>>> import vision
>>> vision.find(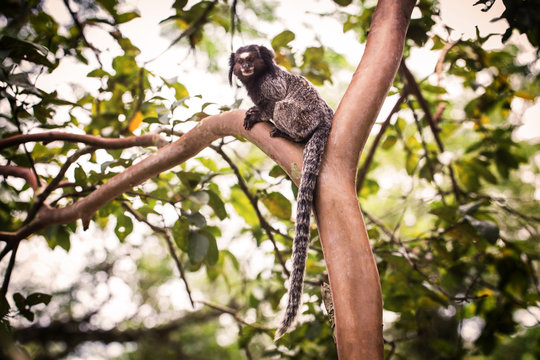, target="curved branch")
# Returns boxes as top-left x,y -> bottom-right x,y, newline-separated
0,165 -> 39,190
0,110 -> 304,244
0,131 -> 168,150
